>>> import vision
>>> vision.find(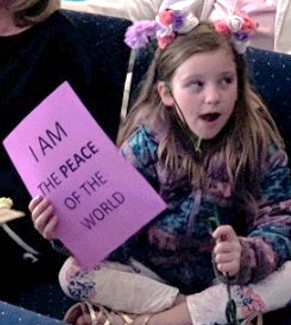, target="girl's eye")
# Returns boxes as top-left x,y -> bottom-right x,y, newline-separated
220,76 -> 234,86
188,80 -> 204,91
